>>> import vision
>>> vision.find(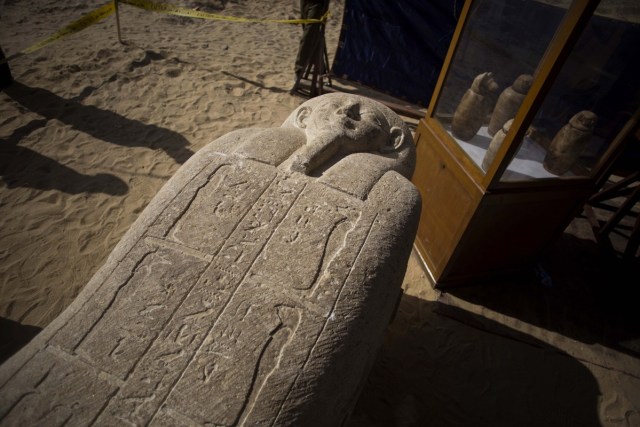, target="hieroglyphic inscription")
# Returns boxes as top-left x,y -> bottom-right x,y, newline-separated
248,187 -> 360,294
0,350 -> 117,425
159,183 -> 374,426
0,165 -> 416,427
0,93 -> 421,427
74,245 -> 209,380
166,298 -> 304,426
271,172 -> 420,426
94,170 -> 305,426
150,161 -> 277,255
146,407 -> 195,427
163,282 -> 327,427
272,217 -> 384,426
248,182 -> 376,312
48,243 -> 207,381
146,159 -> 228,239
49,242 -> 160,353
50,160 -> 272,356
0,349 -> 56,421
